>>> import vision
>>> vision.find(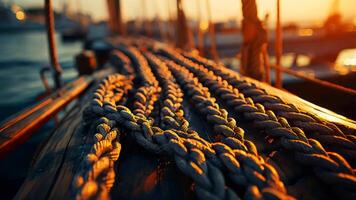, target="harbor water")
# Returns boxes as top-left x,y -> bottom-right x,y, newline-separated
0,31 -> 81,122
0,31 -> 82,199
